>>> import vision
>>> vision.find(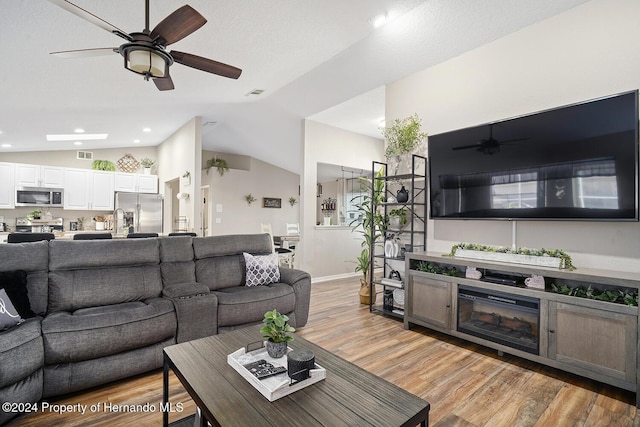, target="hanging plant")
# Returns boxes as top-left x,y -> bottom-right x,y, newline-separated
244,194 -> 256,205
289,197 -> 297,206
204,157 -> 229,176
